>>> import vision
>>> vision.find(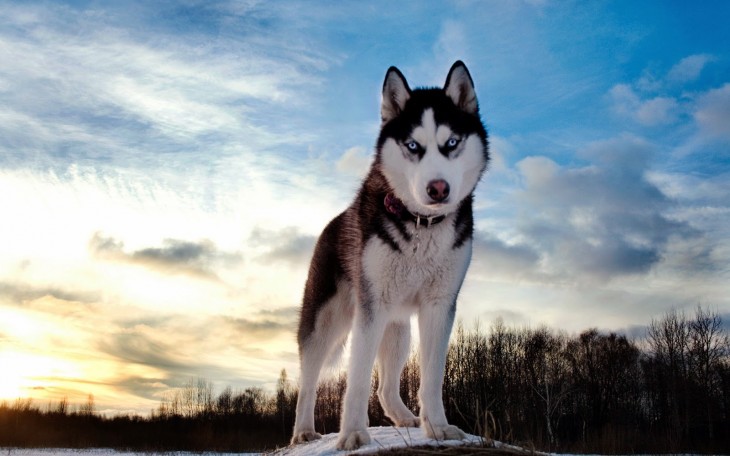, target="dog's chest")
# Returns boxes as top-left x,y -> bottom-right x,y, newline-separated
361,223 -> 461,309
